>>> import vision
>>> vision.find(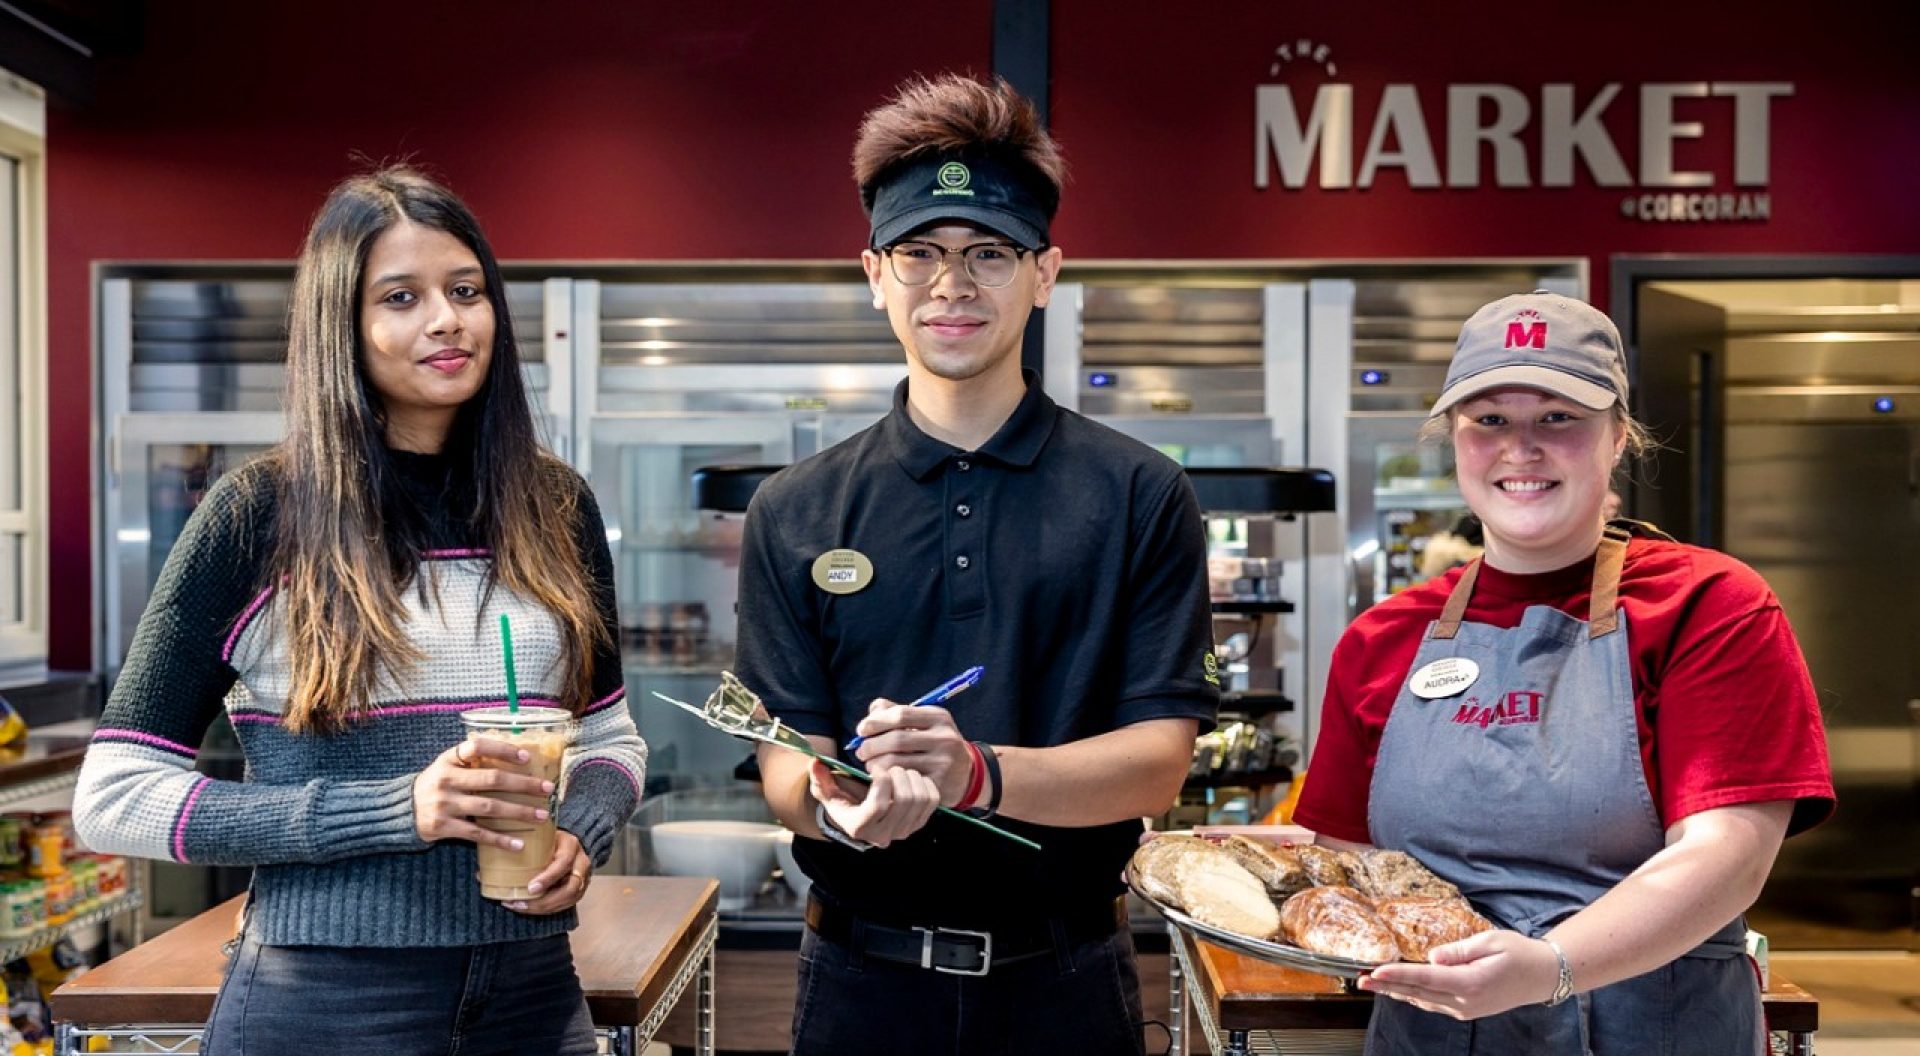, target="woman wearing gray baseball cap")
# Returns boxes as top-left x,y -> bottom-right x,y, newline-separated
1294,291 -> 1833,1054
